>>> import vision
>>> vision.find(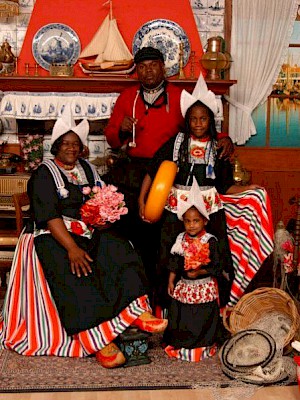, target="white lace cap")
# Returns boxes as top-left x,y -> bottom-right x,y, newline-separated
177,177 -> 210,221
51,103 -> 89,145
180,72 -> 219,117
